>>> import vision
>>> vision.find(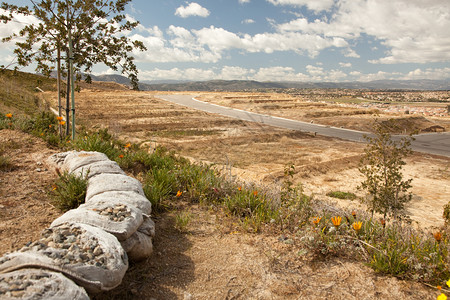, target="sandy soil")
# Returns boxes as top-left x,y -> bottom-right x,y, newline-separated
0,129 -> 60,255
